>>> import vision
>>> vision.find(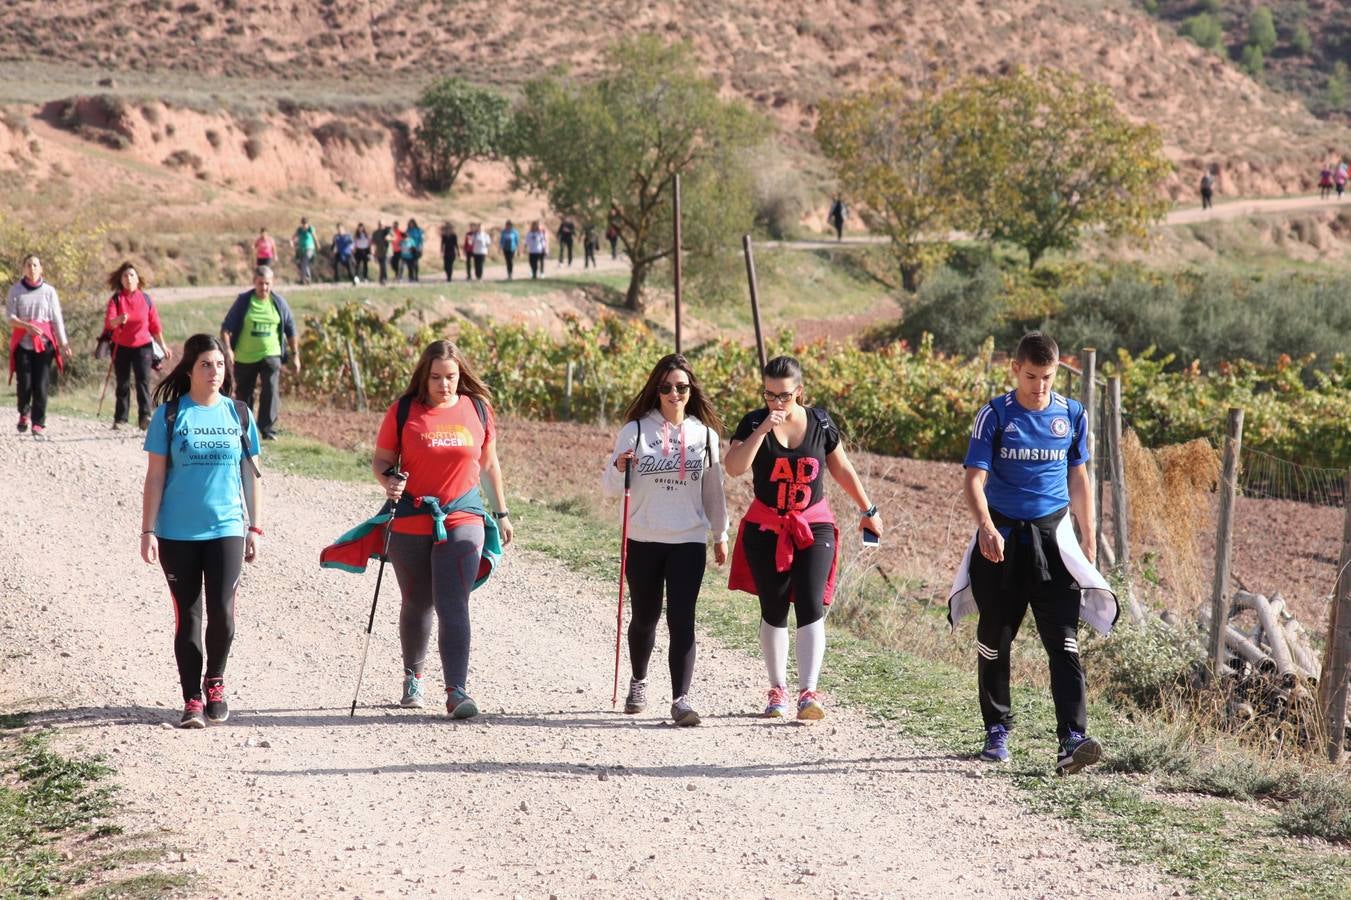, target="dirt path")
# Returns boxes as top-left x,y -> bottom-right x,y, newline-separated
0,416 -> 1176,898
